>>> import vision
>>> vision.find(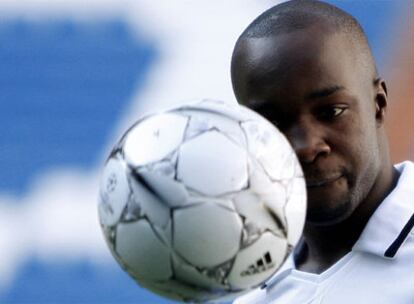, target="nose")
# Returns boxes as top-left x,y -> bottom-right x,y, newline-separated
287,121 -> 331,164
